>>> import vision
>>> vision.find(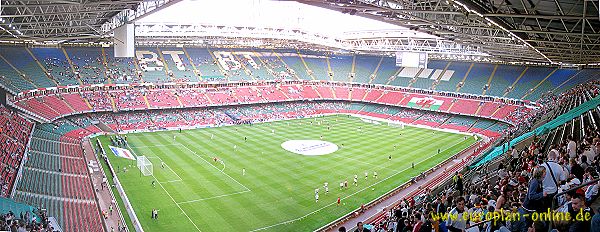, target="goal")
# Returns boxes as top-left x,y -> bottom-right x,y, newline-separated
137,156 -> 153,176
387,121 -> 405,129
